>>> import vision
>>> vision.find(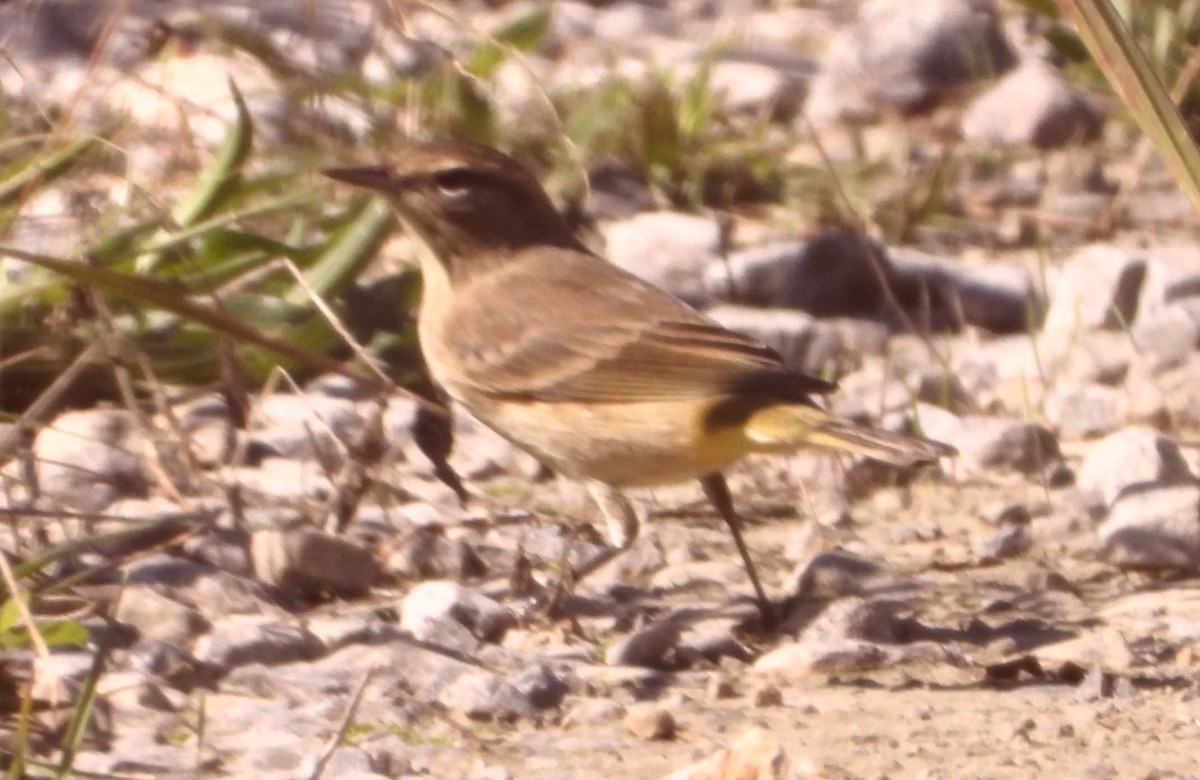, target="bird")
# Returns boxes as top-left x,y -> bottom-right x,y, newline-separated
323,140 -> 955,626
